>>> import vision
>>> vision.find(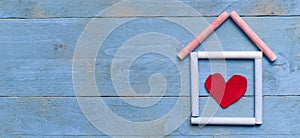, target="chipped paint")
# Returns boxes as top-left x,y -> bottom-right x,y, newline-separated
255,0 -> 286,15
31,5 -> 46,18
